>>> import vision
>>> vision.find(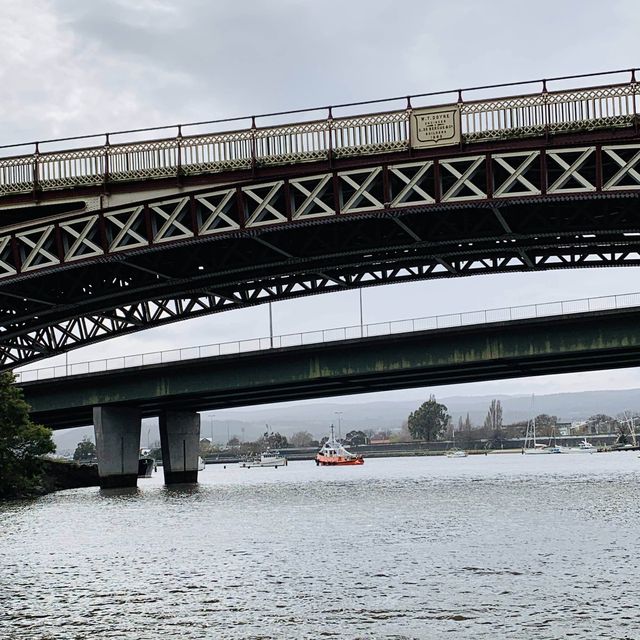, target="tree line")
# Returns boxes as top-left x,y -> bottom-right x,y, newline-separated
406,395 -> 639,446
